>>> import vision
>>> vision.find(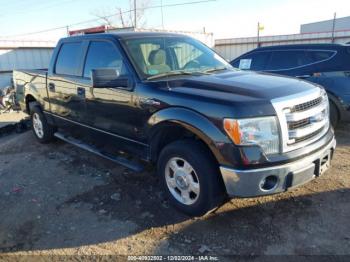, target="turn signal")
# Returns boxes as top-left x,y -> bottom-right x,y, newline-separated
224,119 -> 241,144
